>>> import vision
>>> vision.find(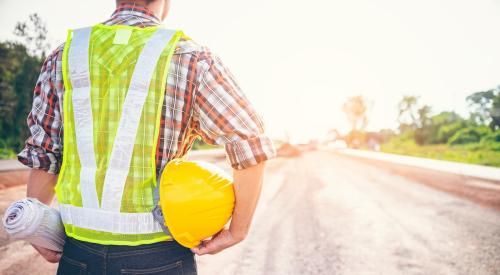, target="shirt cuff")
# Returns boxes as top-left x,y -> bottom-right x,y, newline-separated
17,145 -> 61,174
224,134 -> 277,170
